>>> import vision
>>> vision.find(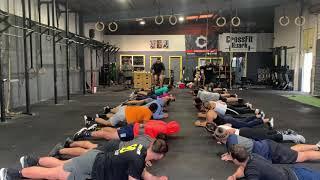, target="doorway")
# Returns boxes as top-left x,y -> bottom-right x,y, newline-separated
148,56 -> 163,72
302,52 -> 312,93
169,56 -> 182,83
